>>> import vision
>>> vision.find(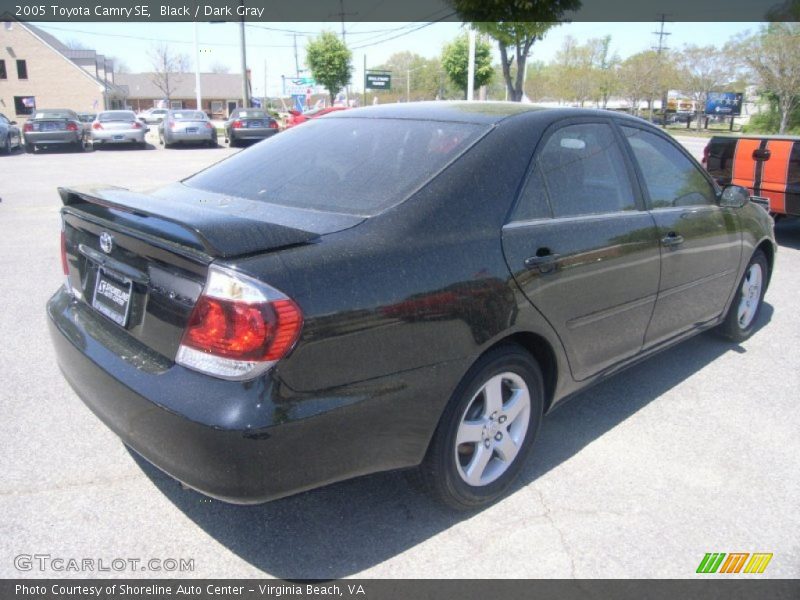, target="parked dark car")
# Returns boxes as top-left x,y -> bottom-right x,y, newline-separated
48,103 -> 776,509
23,108 -> 87,153
0,112 -> 22,153
703,134 -> 800,219
224,108 -> 279,146
158,110 -> 218,148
